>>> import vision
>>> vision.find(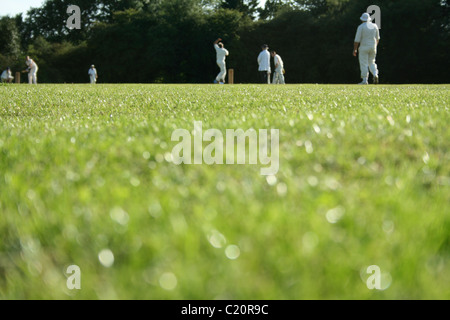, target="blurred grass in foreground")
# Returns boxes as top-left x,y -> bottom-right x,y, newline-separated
0,84 -> 448,299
